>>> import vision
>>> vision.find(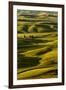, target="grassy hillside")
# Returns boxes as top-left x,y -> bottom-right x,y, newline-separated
17,10 -> 58,80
